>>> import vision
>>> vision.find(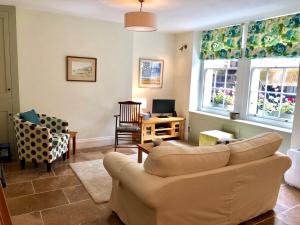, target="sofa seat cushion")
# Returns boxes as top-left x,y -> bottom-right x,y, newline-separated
144,144 -> 230,177
228,132 -> 282,165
